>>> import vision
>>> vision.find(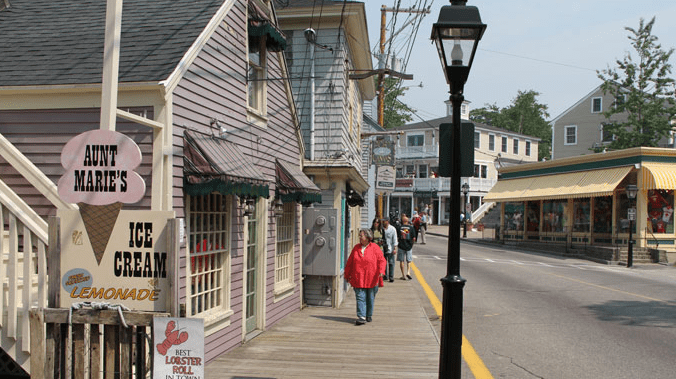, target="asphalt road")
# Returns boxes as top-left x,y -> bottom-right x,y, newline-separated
411,234 -> 676,379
